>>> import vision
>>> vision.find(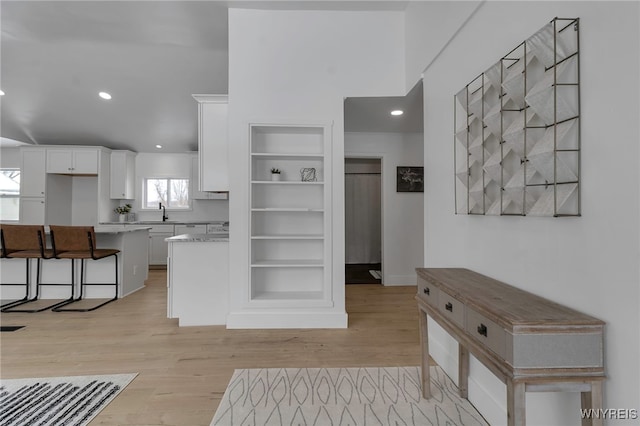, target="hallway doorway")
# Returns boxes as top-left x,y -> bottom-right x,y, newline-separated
345,158 -> 382,285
